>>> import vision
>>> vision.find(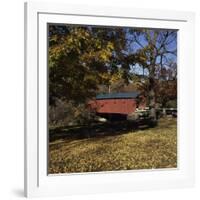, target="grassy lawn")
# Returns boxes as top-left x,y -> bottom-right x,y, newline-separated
48,117 -> 177,174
